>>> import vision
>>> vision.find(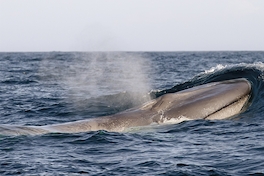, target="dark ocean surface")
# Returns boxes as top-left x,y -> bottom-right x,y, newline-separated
0,52 -> 264,175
